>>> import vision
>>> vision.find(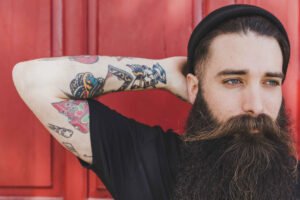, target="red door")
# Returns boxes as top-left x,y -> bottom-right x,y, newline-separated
0,0 -> 299,199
